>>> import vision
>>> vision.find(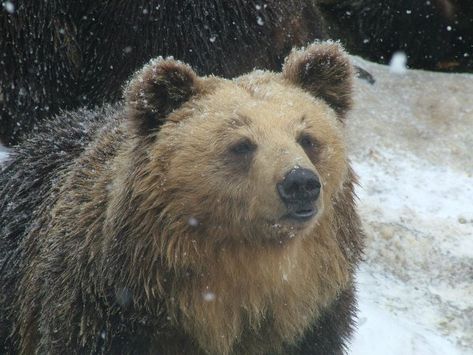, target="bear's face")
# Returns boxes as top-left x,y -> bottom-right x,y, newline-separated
124,42 -> 353,245
154,77 -> 347,242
